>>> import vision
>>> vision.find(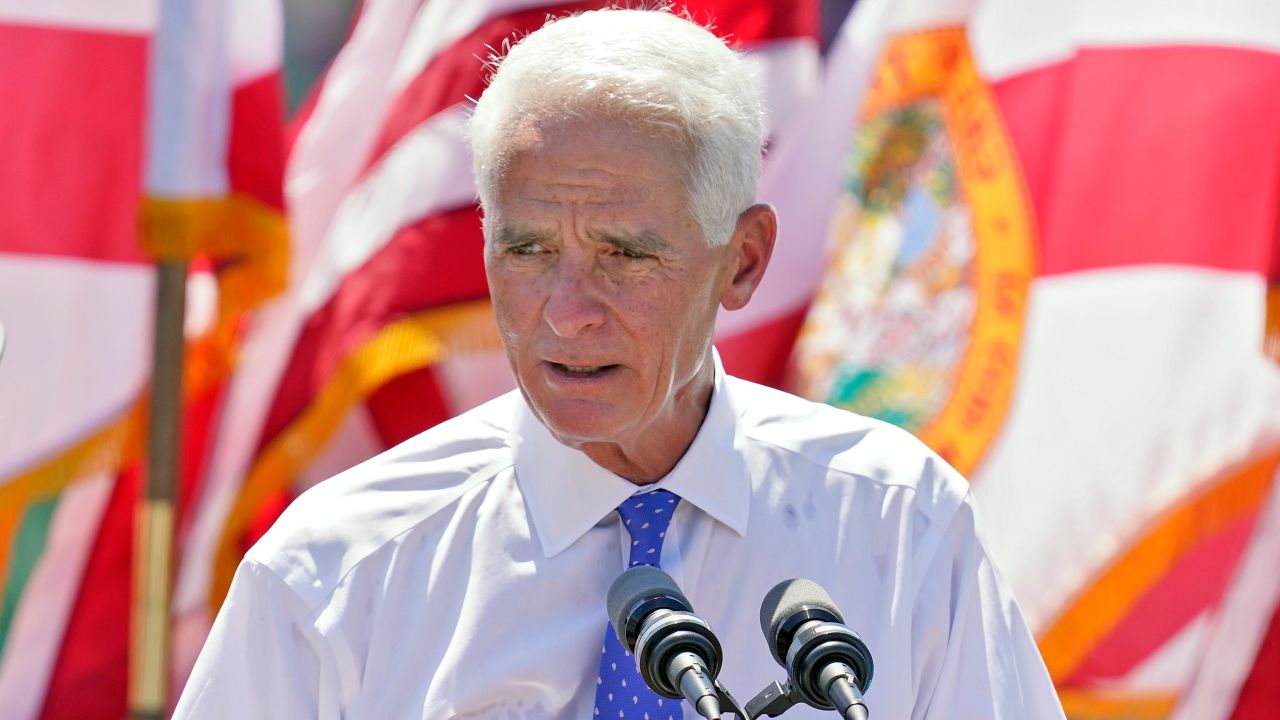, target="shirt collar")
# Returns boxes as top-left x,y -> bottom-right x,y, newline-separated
512,350 -> 750,557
